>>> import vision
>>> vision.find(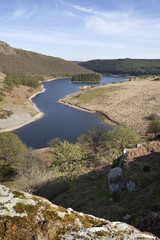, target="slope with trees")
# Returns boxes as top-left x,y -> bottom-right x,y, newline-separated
79,58 -> 160,76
